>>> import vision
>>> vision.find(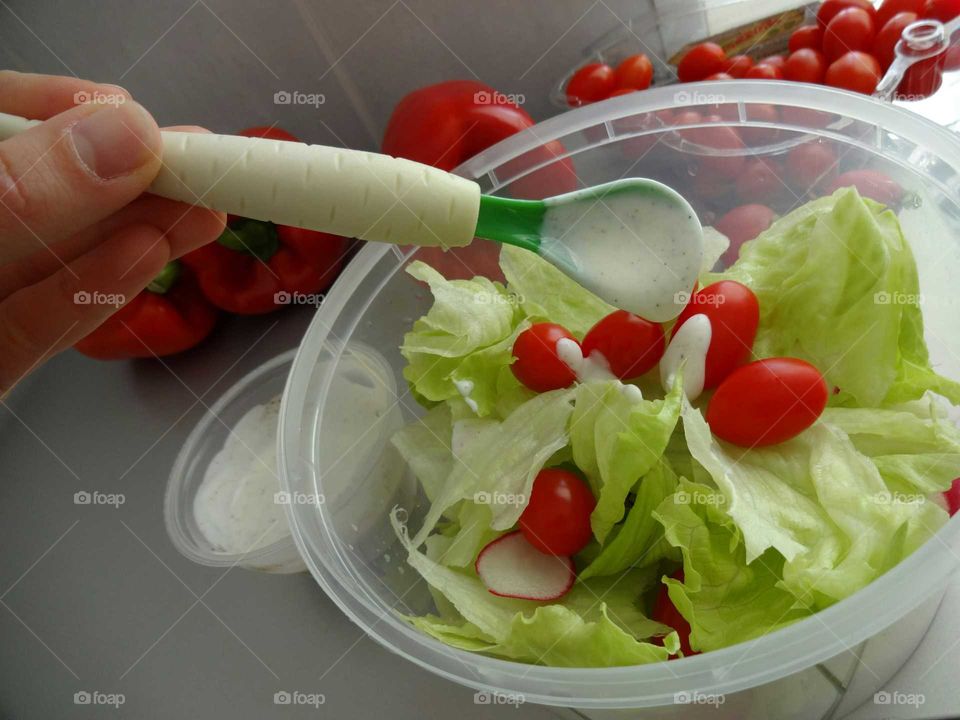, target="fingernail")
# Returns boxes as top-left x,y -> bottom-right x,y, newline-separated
70,101 -> 159,180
